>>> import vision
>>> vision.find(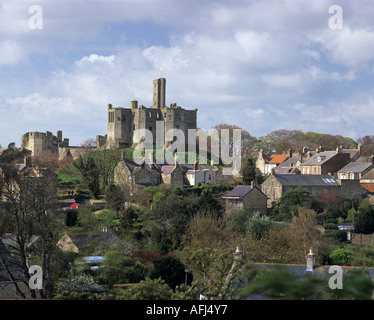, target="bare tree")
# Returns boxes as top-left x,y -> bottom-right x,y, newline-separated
0,163 -> 61,298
